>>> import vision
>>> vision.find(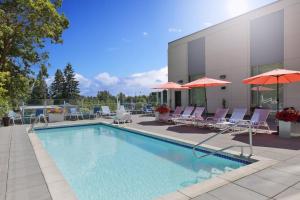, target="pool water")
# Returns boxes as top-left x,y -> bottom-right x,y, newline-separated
36,124 -> 248,200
